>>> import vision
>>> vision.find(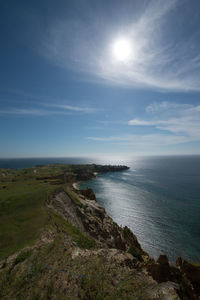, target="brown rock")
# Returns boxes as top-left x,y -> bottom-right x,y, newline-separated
147,255 -> 172,283
176,257 -> 200,295
80,188 -> 96,200
157,254 -> 170,266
